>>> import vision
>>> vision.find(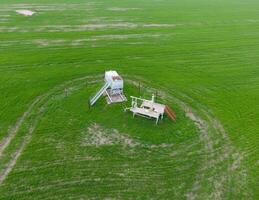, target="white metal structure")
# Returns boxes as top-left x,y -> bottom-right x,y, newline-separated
104,71 -> 124,95
126,95 -> 166,124
89,71 -> 126,106
104,71 -> 126,104
89,82 -> 110,106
